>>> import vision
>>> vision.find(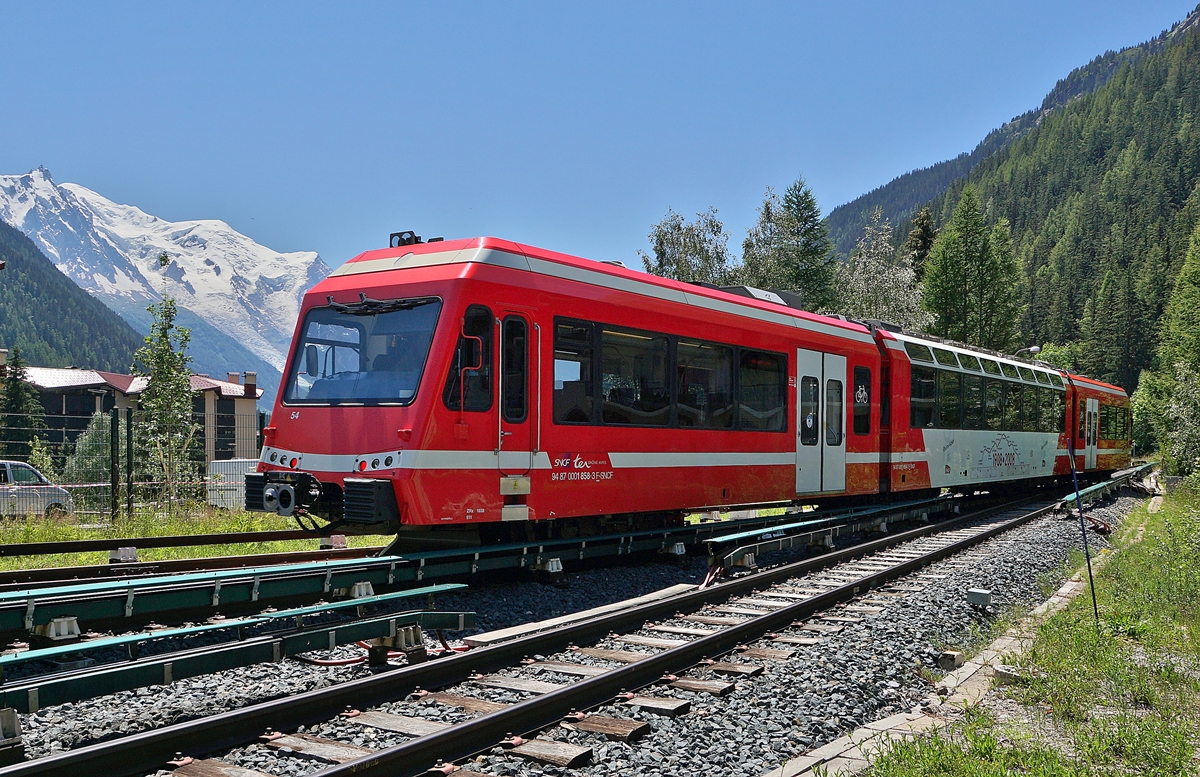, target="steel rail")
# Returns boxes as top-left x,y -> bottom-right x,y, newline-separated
0,547 -> 382,592
0,491 -> 1059,777
0,529 -> 329,558
314,499 -> 1064,777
